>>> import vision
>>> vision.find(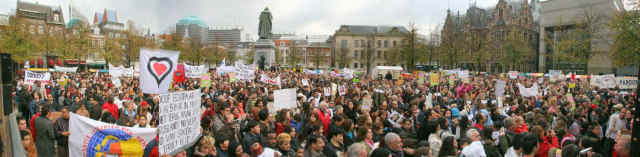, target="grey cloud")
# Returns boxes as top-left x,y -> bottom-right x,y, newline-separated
1,0 -> 507,38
